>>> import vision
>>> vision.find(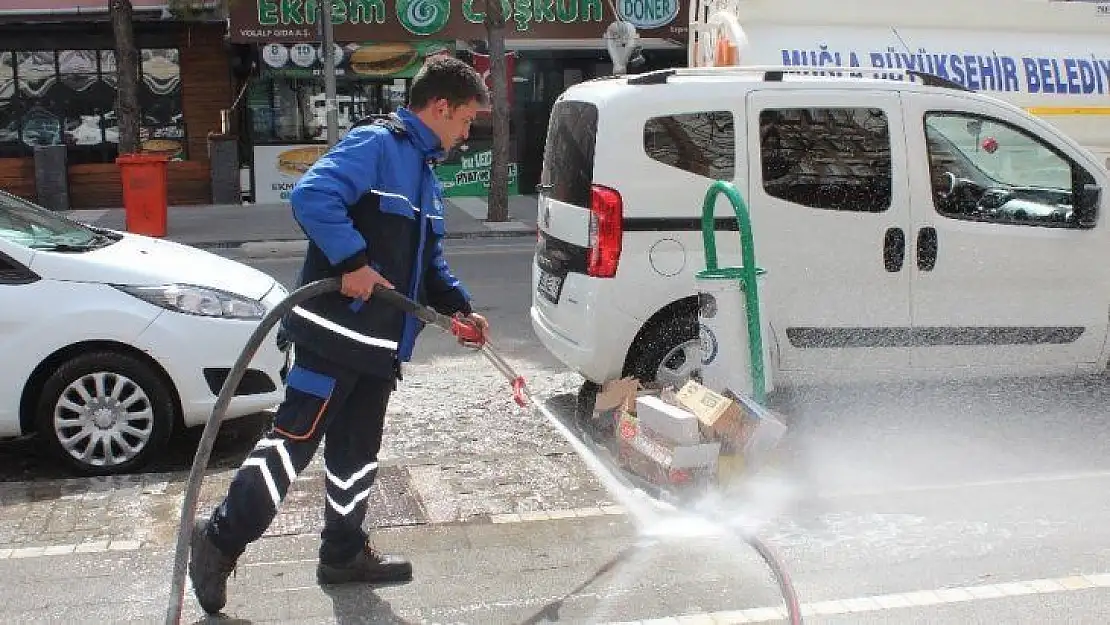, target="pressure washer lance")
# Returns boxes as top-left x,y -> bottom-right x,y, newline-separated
371,284 -> 530,407
165,278 -> 527,624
